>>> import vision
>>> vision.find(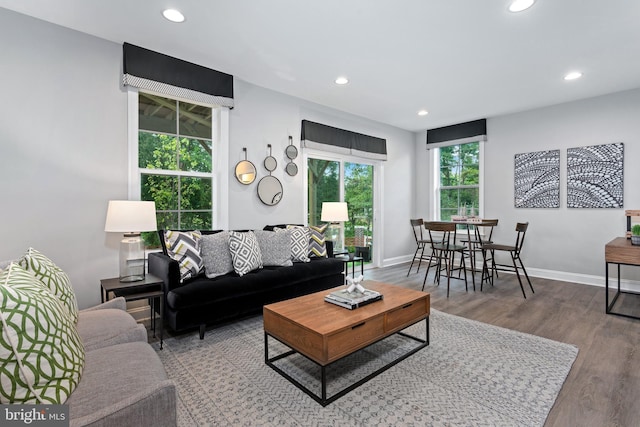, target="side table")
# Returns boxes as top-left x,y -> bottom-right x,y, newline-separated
100,274 -> 164,349
605,237 -> 640,320
335,255 -> 364,281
